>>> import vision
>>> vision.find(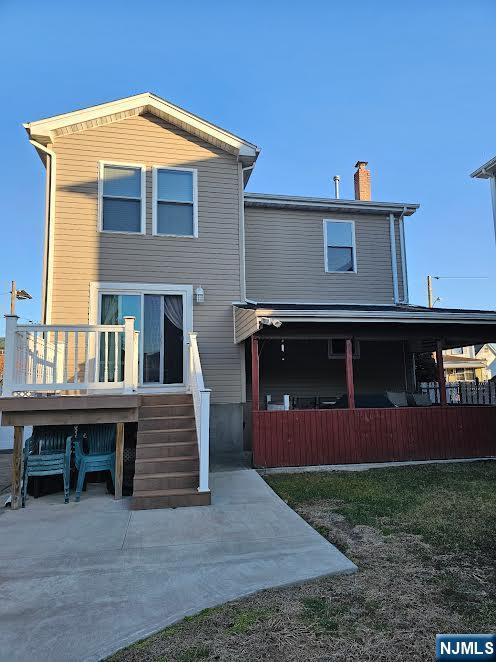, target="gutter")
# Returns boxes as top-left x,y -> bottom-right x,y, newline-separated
244,193 -> 419,216
29,139 -> 55,324
253,308 -> 496,324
